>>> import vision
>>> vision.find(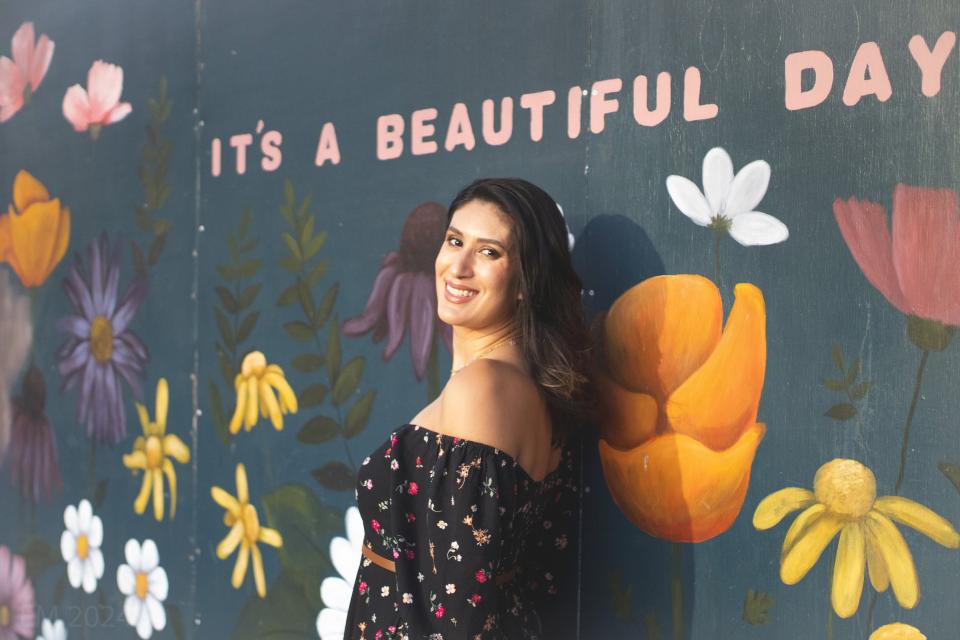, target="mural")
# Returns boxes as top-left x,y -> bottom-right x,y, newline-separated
1,2 -> 958,639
